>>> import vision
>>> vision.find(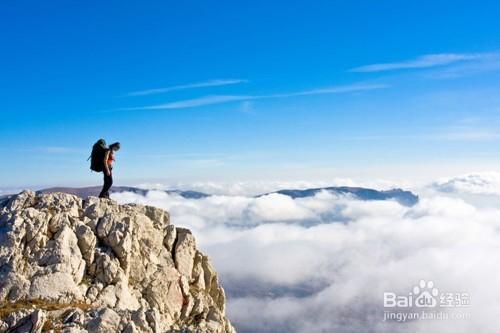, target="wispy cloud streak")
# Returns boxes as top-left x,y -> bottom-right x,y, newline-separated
268,83 -> 389,97
424,52 -> 500,79
344,125 -> 500,142
350,53 -> 482,73
125,79 -> 247,97
124,95 -> 251,110
119,83 -> 388,111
